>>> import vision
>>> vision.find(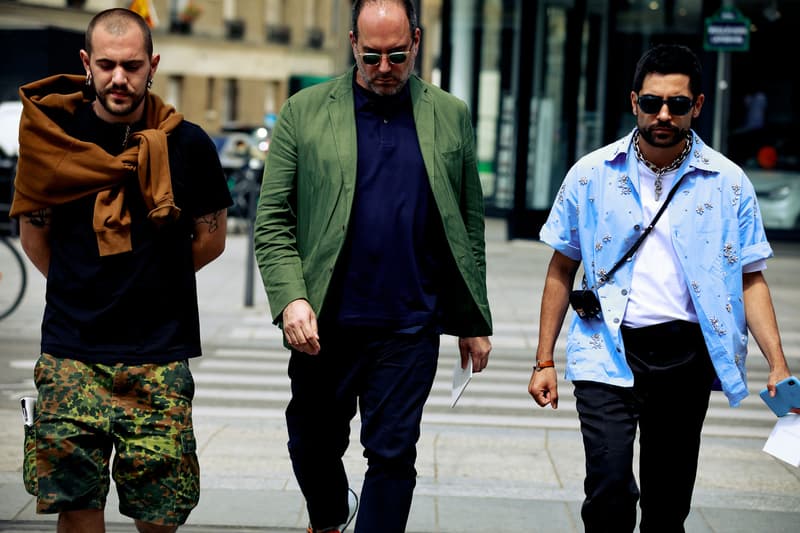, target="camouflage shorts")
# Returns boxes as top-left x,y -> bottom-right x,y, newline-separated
27,353 -> 199,525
